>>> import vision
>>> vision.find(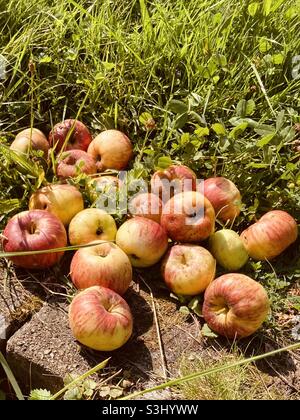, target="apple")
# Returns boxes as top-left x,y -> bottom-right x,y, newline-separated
240,210 -> 298,261
209,229 -> 249,271
2,210 -> 67,269
29,184 -> 84,226
151,164 -> 197,202
70,241 -> 132,295
87,129 -> 133,171
202,273 -> 270,338
87,175 -> 121,203
128,192 -> 163,224
202,177 -> 241,223
48,119 -> 92,152
116,217 -> 168,267
161,191 -> 215,242
161,244 -> 216,295
10,128 -> 49,157
56,150 -> 97,179
68,208 -> 117,246
69,285 -> 133,351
